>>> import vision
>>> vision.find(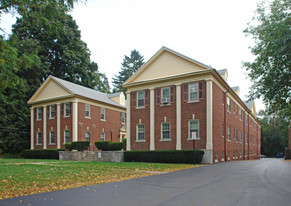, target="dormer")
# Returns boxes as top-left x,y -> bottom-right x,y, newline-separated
107,92 -> 125,106
231,86 -> 240,97
217,69 -> 228,83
